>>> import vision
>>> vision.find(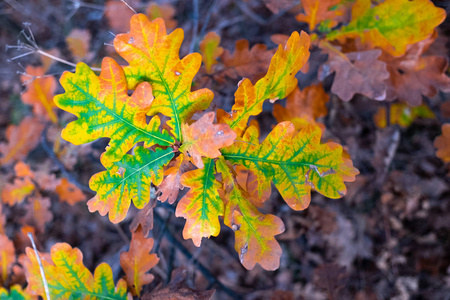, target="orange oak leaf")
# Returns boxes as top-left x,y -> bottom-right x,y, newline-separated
220,39 -> 275,82
0,117 -> 44,166
66,29 -> 91,61
120,226 -> 159,296
20,66 -> 57,123
273,84 -> 329,130
146,3 -> 177,30
181,112 -> 237,169
1,177 -> 35,206
55,178 -> 86,205
434,124 -> 450,163
296,0 -> 343,31
199,32 -> 224,74
0,234 -> 15,284
156,154 -> 190,204
319,47 -> 389,101
14,161 -> 34,178
20,196 -> 53,233
381,34 -> 450,106
0,205 -> 5,234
